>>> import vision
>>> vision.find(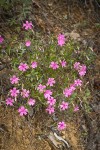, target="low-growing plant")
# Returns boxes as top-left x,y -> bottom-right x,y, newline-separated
1,20 -> 92,131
